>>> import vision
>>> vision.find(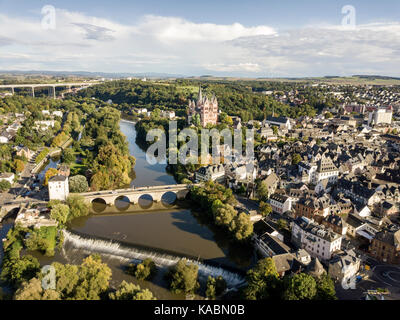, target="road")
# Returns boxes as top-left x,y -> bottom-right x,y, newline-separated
335,256 -> 400,300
